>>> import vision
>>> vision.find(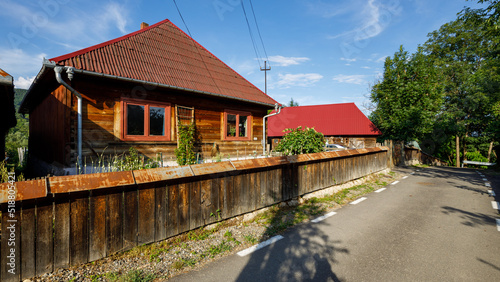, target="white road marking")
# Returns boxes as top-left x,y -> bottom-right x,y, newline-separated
350,197 -> 367,205
237,235 -> 284,257
488,190 -> 496,197
410,172 -> 415,175
482,178 -> 488,181
492,201 -> 499,210
416,170 -> 420,172
497,219 -> 500,232
391,181 -> 399,185
375,188 -> 386,193
311,212 -> 337,223
485,183 -> 491,187
402,176 -> 409,179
